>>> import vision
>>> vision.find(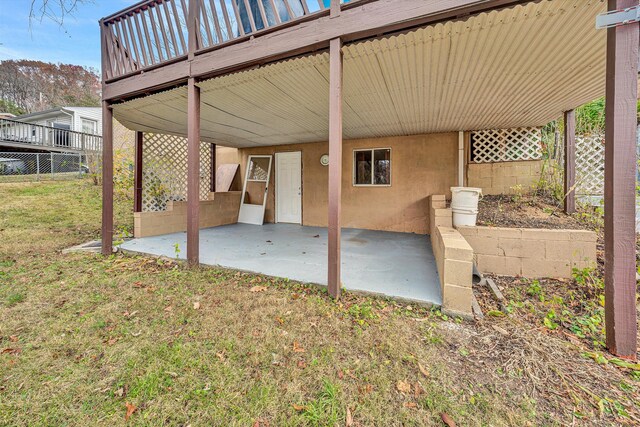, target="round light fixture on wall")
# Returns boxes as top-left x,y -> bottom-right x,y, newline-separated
320,154 -> 329,166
